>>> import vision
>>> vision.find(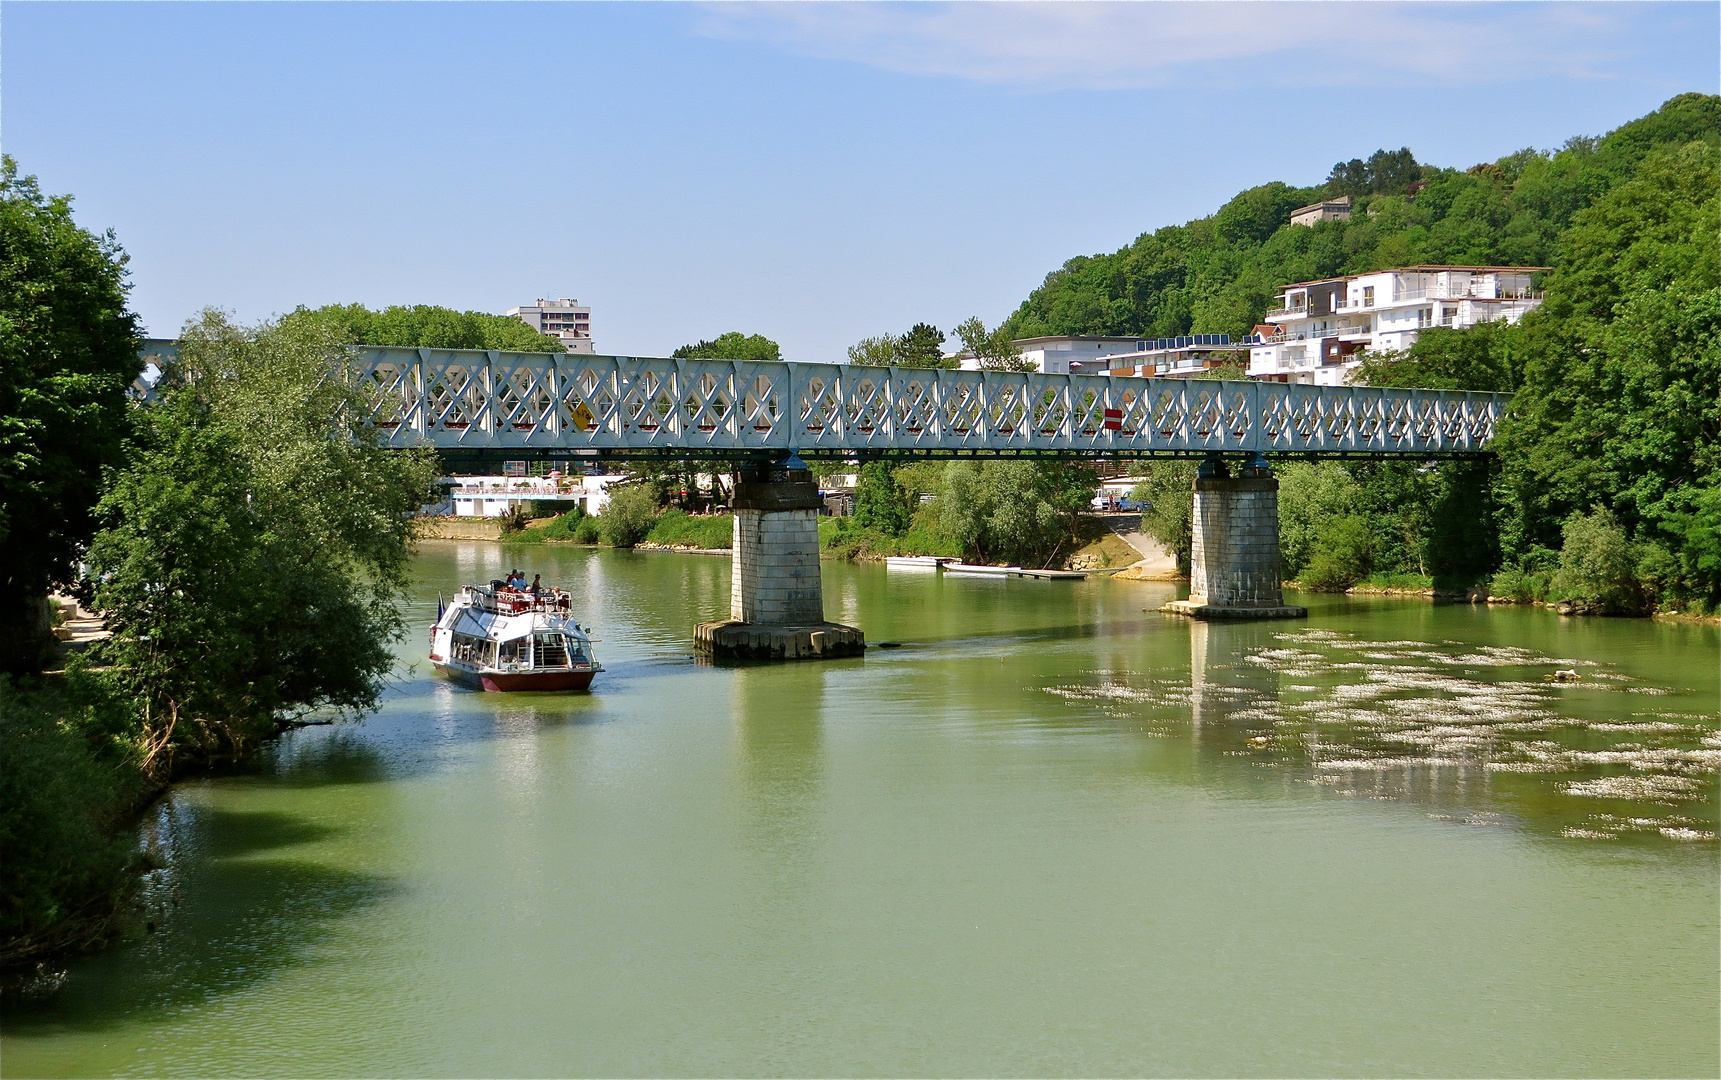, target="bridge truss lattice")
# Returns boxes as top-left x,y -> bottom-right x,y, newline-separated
150,344 -> 1510,462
